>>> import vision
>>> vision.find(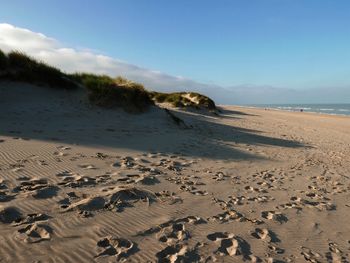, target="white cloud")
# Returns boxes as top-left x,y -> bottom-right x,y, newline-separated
1,23 -> 349,105
0,23 -> 226,96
